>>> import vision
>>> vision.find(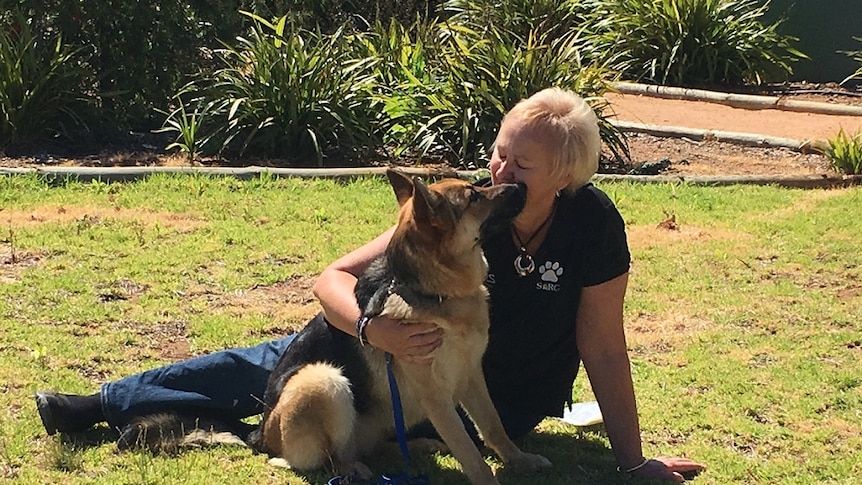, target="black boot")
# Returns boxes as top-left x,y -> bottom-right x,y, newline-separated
34,391 -> 104,435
